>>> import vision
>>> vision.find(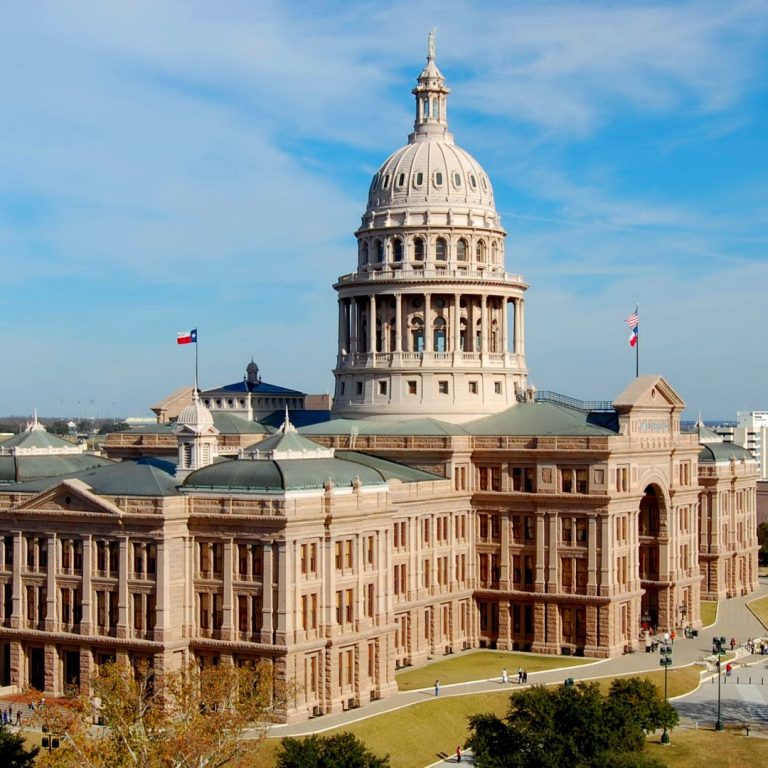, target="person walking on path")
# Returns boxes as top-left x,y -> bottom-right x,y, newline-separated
502,668 -> 508,683
434,680 -> 440,696
456,746 -> 462,763
517,667 -> 523,683
523,669 -> 528,683
730,637 -> 737,650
